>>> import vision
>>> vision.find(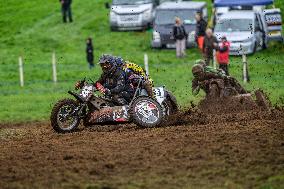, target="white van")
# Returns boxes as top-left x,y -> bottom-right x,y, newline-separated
108,0 -> 158,31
